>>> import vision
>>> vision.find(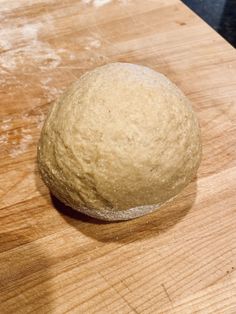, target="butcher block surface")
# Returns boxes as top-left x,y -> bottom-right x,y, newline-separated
0,0 -> 236,313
